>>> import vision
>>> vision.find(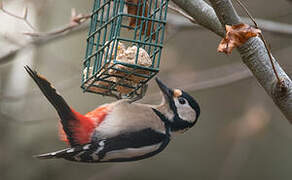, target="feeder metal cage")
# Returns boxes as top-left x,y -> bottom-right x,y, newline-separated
82,0 -> 169,99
